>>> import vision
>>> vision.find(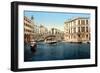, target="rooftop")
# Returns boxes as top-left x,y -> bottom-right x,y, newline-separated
65,17 -> 90,23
